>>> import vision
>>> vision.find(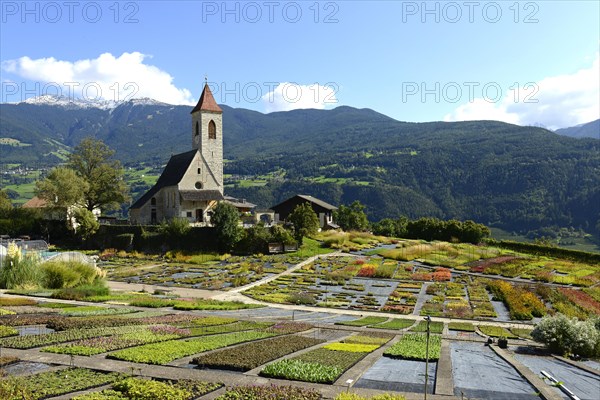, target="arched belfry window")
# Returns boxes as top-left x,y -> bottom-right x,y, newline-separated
195,121 -> 199,136
208,120 -> 216,139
